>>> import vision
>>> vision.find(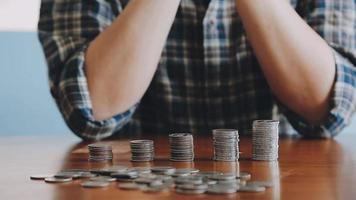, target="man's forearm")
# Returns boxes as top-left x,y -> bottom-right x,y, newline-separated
86,0 -> 180,120
236,0 -> 335,123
